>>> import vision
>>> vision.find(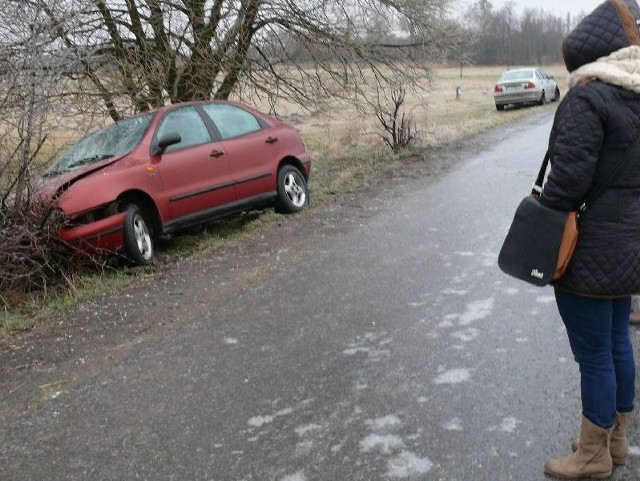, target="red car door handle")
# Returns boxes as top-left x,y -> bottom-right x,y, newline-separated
210,150 -> 225,158
266,136 -> 278,144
